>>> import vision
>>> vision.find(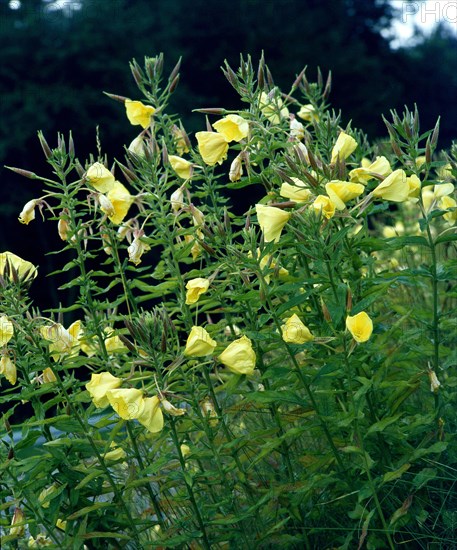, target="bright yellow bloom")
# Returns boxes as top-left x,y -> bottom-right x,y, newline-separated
185,278 -> 210,305
128,235 -> 151,265
184,326 -> 217,357
137,395 -> 164,433
440,196 -> 457,224
331,132 -> 358,163
255,204 -> 291,243
407,174 -> 421,200
213,114 -> 249,142
312,195 -> 336,219
169,155 -> 193,179
125,99 -> 156,129
325,181 -> 364,210
86,162 -> 115,193
0,251 -> 37,282
0,355 -> 17,385
281,314 -> 314,344
107,388 -> 145,420
0,315 -> 14,347
86,372 -> 122,408
18,199 -> 38,225
297,103 -> 319,122
104,181 -> 133,225
349,156 -> 392,184
259,91 -> 289,123
218,335 -> 256,375
280,179 -> 312,202
196,131 -> 229,166
372,169 -> 409,202
346,311 -> 373,343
